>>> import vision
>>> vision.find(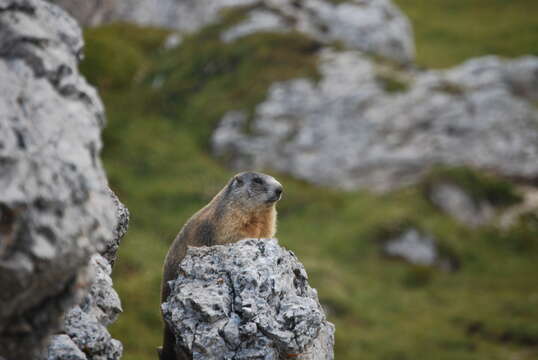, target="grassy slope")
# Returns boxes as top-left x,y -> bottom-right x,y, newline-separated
80,2 -> 538,359
393,0 -> 538,68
